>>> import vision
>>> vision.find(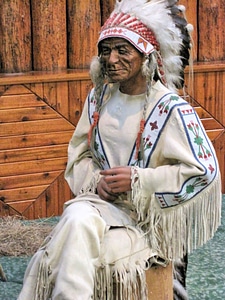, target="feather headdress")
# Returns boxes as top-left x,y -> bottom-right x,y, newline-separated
91,0 -> 192,91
